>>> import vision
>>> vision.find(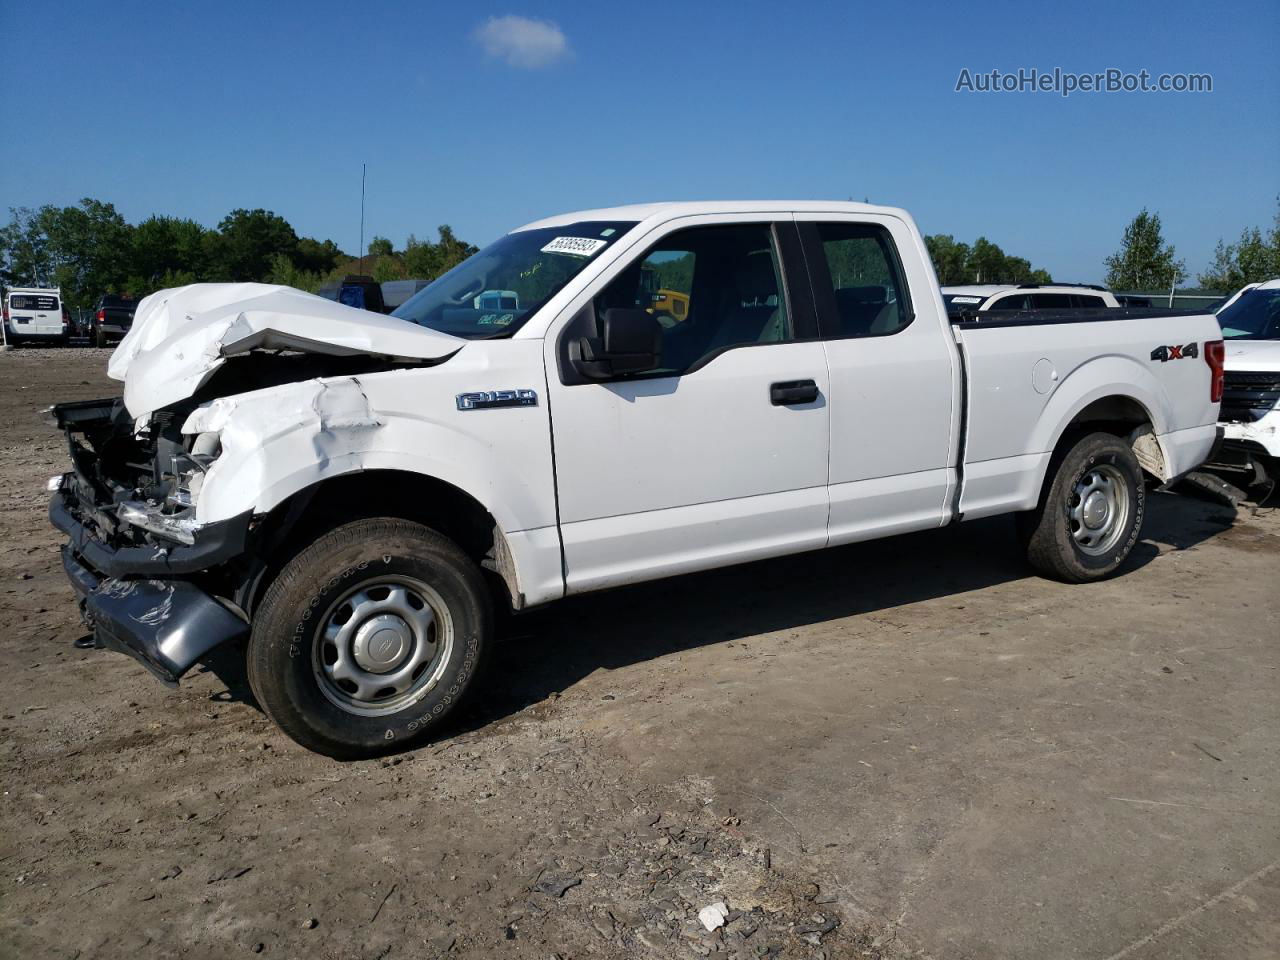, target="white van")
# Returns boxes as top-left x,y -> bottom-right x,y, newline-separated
3,287 -> 67,345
